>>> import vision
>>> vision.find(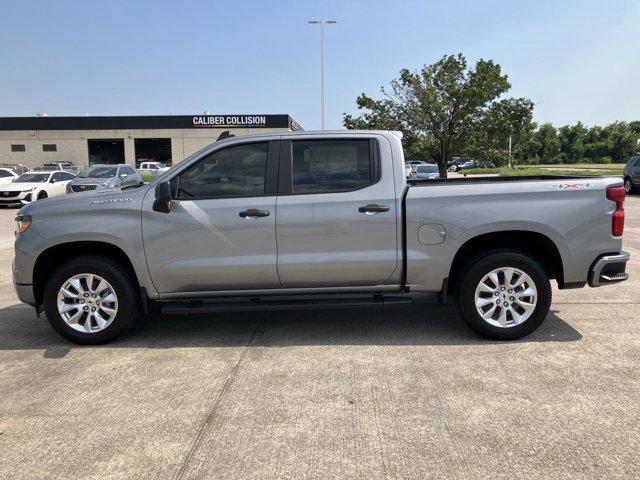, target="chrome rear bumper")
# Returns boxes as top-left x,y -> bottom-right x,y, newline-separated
589,251 -> 630,287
